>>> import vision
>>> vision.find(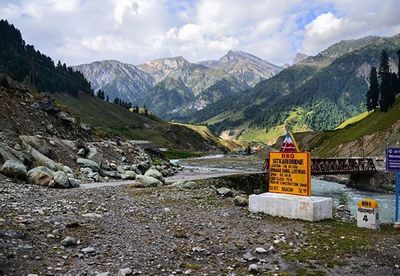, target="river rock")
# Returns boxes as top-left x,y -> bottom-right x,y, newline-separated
217,187 -> 233,197
118,268 -> 132,276
248,264 -> 259,274
255,247 -> 267,254
77,158 -> 100,171
171,181 -> 198,189
144,168 -> 165,183
81,246 -> 95,254
136,175 -> 162,187
58,111 -> 76,123
69,178 -> 81,188
20,135 -> 50,156
29,147 -> 62,171
27,166 -> 55,186
121,171 -> 137,180
0,160 -> 27,179
61,236 -> 76,247
62,165 -> 73,174
52,171 -> 70,188
234,195 -> 249,206
86,147 -> 103,165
